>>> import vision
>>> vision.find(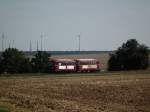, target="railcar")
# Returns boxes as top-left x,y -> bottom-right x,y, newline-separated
49,59 -> 76,72
76,59 -> 100,72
